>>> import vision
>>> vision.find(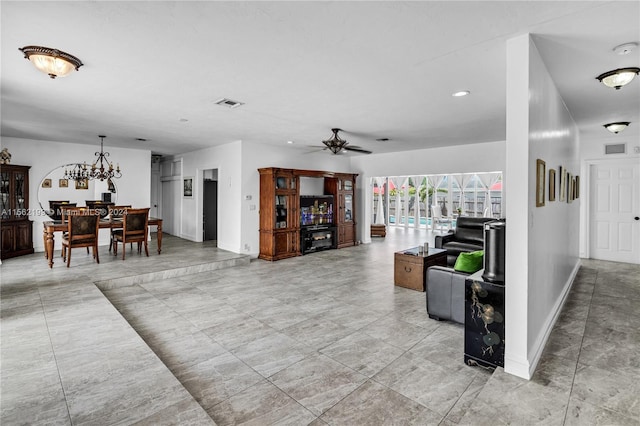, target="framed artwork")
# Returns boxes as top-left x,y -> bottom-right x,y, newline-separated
567,173 -> 573,203
548,169 -> 556,202
183,177 -> 193,198
75,178 -> 89,190
536,159 -> 546,207
41,178 -> 52,188
575,175 -> 580,199
59,179 -> 68,188
559,166 -> 566,202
